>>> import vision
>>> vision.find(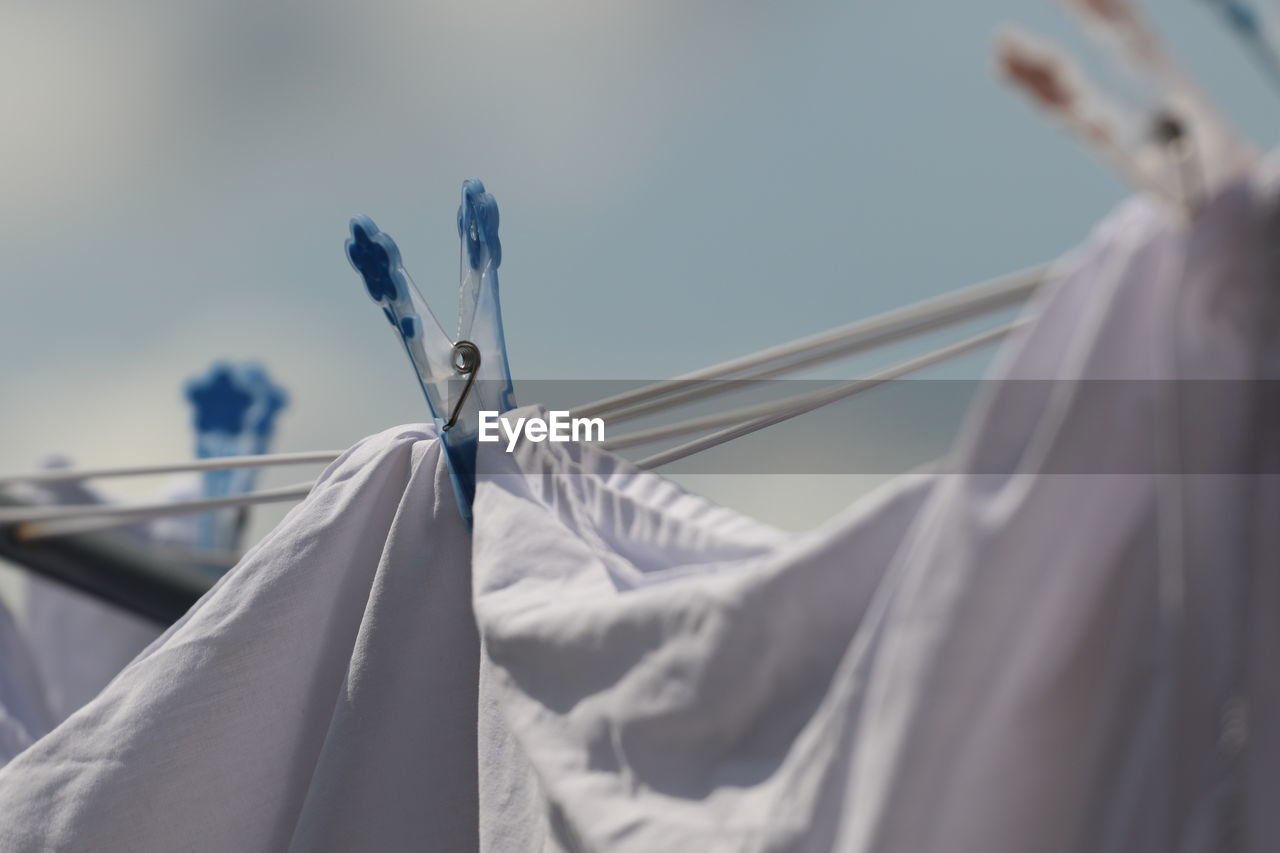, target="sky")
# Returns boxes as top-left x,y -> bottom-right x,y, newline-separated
1,0 -> 1278,538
